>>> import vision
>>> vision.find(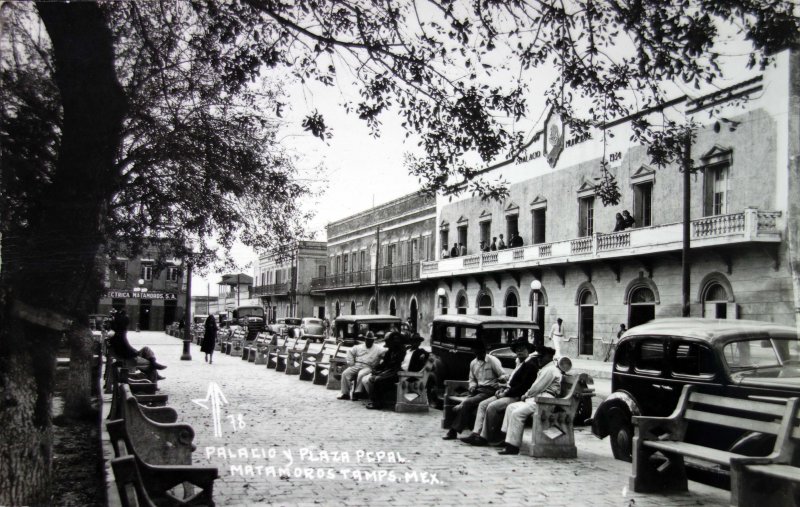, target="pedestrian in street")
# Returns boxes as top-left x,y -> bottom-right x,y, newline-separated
443,341 -> 507,440
461,340 -> 543,447
498,353 -> 570,455
201,314 -> 217,364
549,318 -> 565,357
617,323 -> 627,339
498,234 -> 506,250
